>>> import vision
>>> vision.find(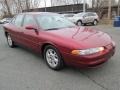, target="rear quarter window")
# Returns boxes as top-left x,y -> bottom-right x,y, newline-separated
11,17 -> 16,24
14,14 -> 24,27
